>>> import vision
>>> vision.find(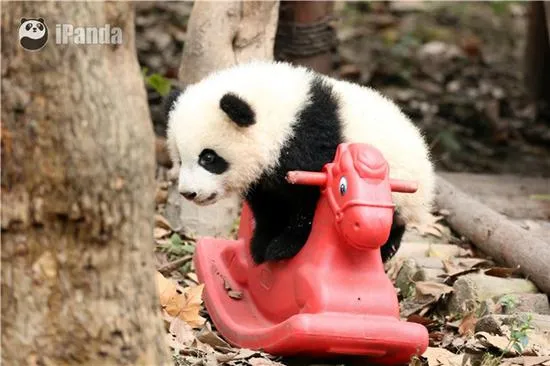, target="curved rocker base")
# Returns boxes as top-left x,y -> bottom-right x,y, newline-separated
194,236 -> 428,364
